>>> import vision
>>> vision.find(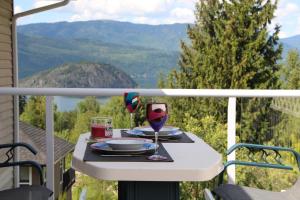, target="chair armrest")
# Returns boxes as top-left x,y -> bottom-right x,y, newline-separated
225,160 -> 293,170
204,189 -> 215,200
0,143 -> 38,164
0,143 -> 37,155
217,143 -> 300,186
227,143 -> 300,170
0,160 -> 44,185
